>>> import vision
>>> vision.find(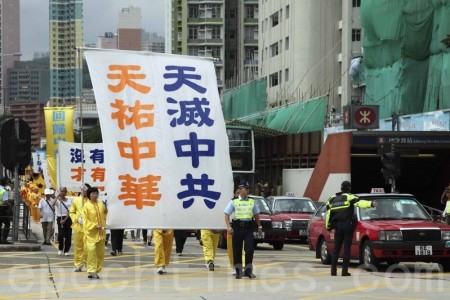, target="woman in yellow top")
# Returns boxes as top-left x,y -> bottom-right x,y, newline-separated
82,186 -> 107,279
